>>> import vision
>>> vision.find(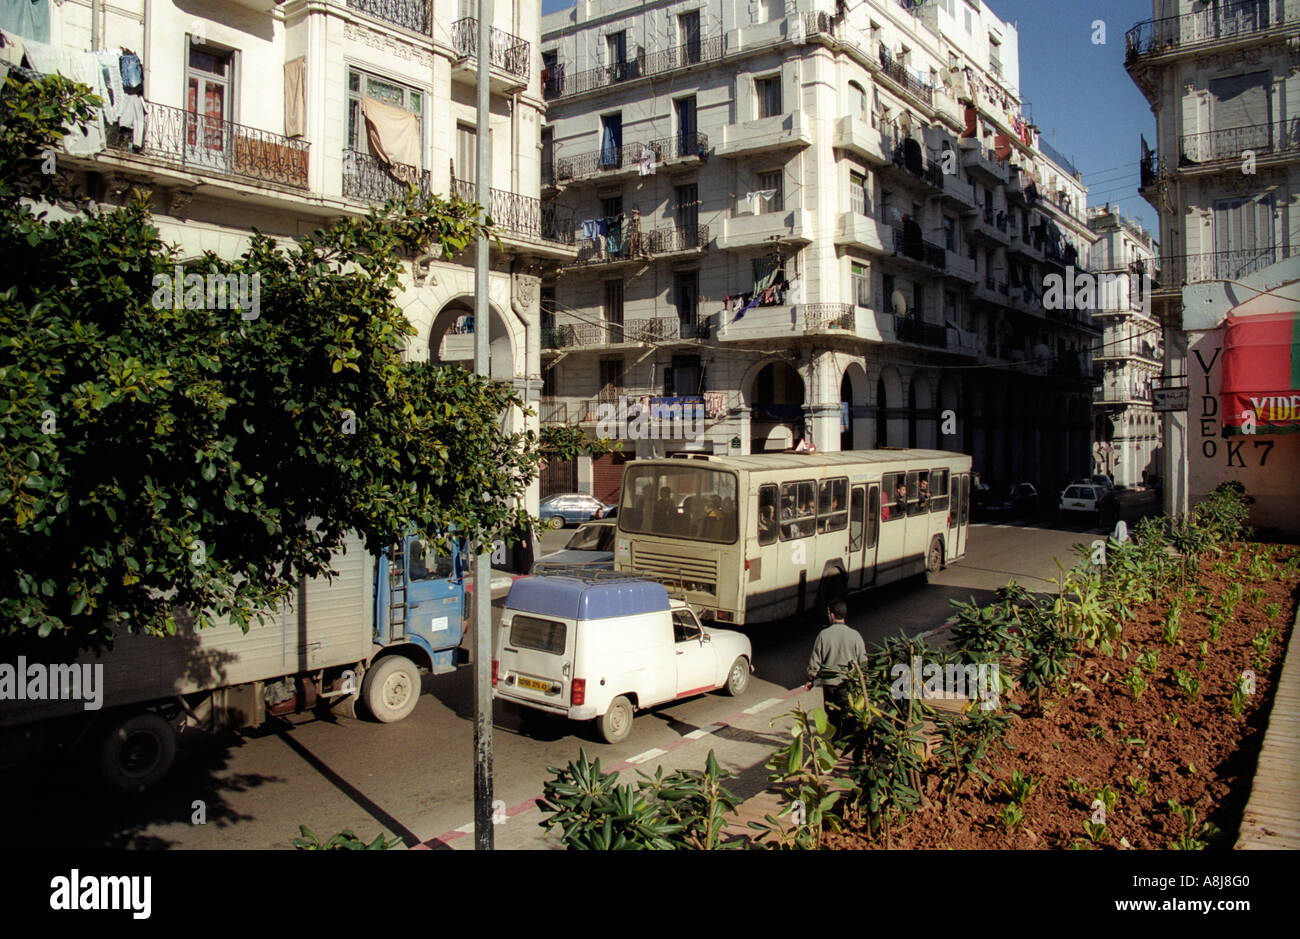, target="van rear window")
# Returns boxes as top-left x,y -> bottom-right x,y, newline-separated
510,615 -> 567,655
